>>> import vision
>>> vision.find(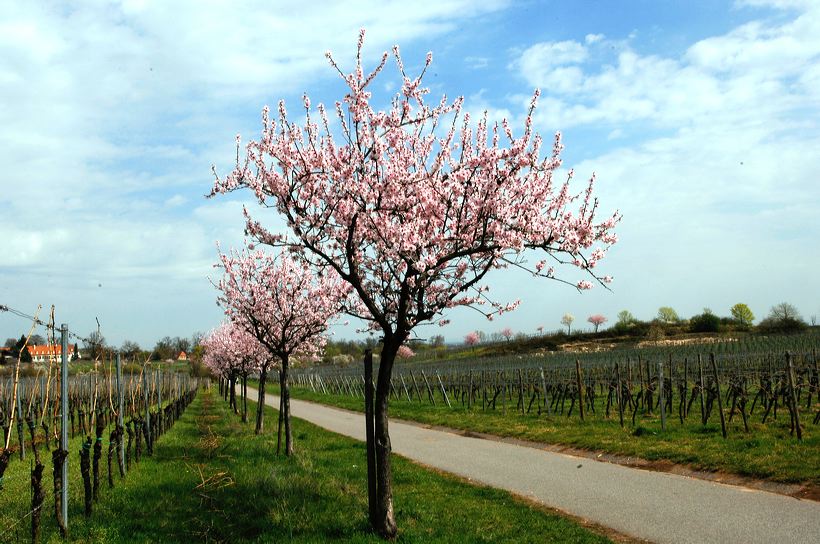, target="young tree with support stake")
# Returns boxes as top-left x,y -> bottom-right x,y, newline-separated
211,29 -> 619,538
214,247 -> 347,454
